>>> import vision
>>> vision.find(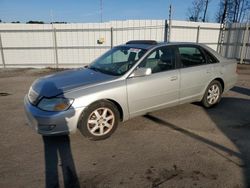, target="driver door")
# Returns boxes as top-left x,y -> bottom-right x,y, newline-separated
126,46 -> 180,117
